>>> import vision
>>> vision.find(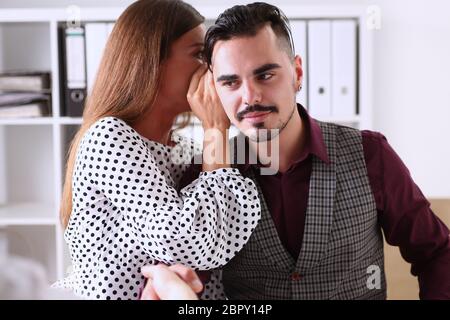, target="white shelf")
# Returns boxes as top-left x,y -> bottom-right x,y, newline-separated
0,203 -> 57,226
0,117 -> 85,125
0,117 -> 54,125
57,117 -> 83,125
